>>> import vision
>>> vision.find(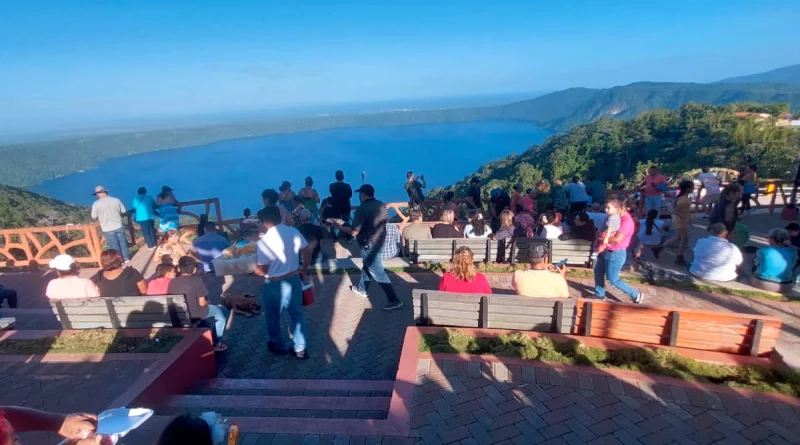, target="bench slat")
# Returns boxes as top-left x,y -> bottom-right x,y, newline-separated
53,295 -> 187,308
426,316 -> 480,327
53,306 -> 190,316
490,321 -> 555,331
56,314 -> 190,323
